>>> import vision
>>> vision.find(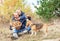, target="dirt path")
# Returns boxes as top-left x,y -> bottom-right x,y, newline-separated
0,21 -> 60,41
